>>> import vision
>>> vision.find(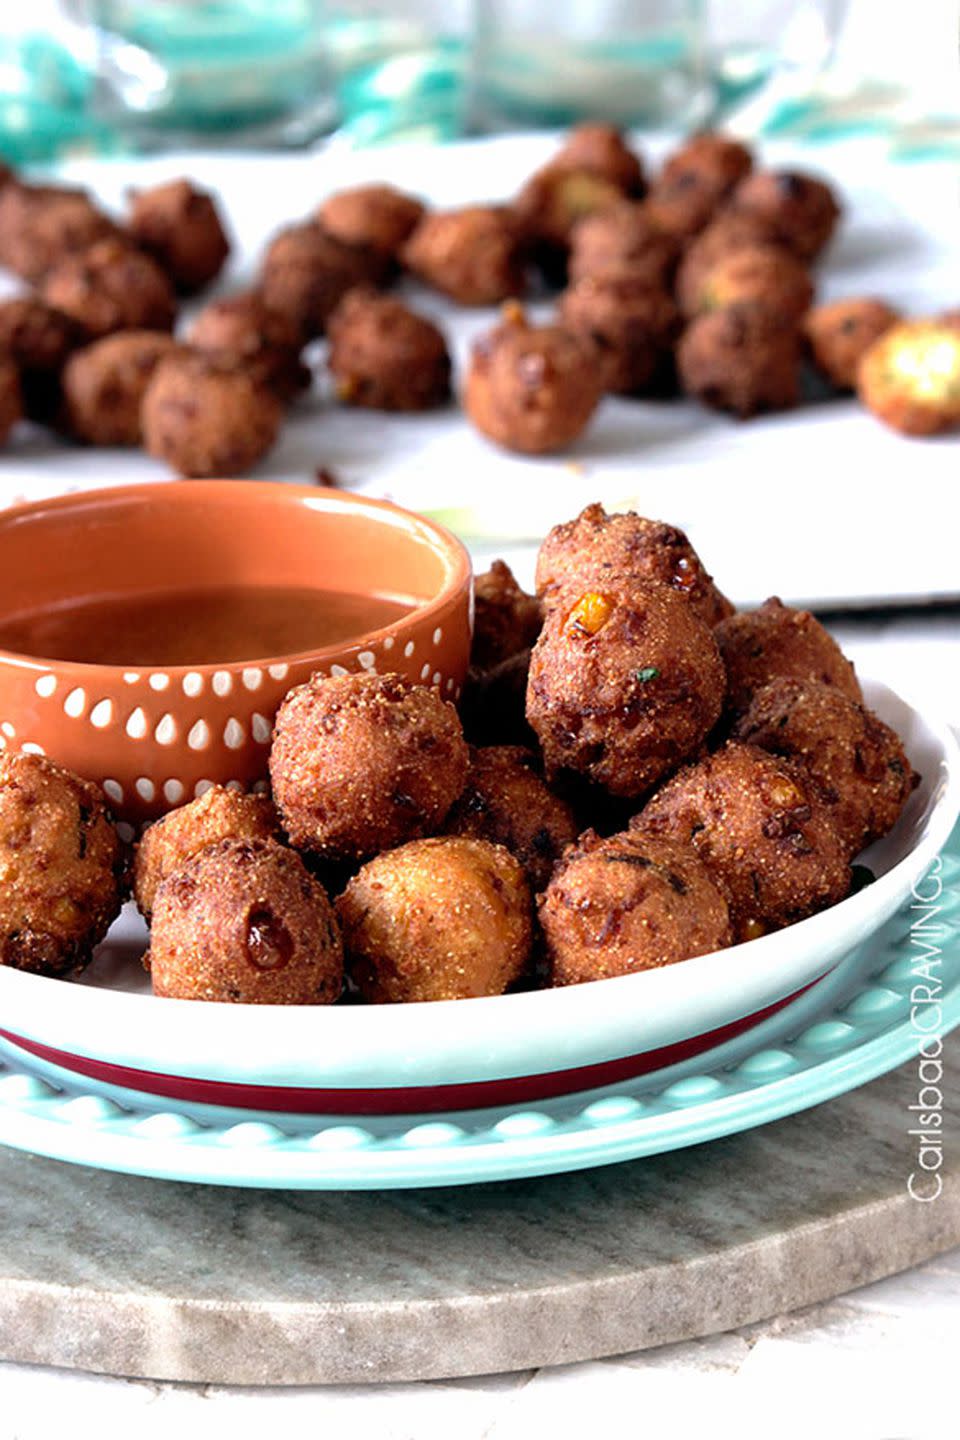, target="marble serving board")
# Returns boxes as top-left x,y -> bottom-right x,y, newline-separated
0,1034 -> 956,1386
